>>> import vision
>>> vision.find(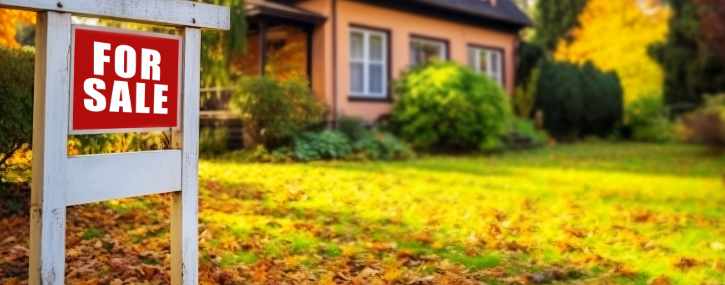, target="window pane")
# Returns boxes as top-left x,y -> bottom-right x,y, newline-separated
369,64 -> 384,94
490,51 -> 503,84
478,50 -> 489,76
370,34 -> 383,61
424,42 -> 442,61
350,62 -> 364,93
467,48 -> 477,71
411,39 -> 443,66
490,52 -> 500,75
350,31 -> 364,59
411,44 -> 420,65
